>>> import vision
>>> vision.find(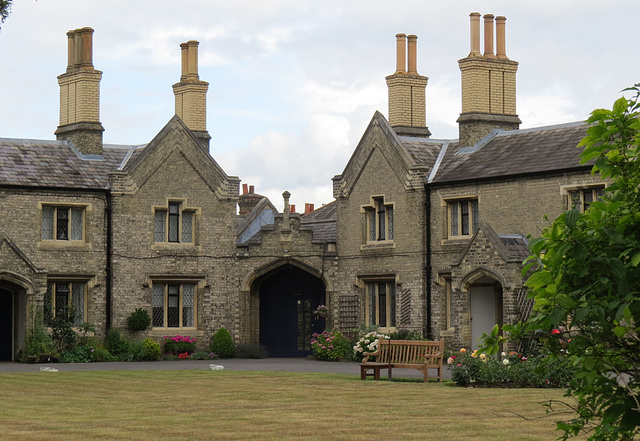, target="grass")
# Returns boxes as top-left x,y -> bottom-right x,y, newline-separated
0,370 -> 583,440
